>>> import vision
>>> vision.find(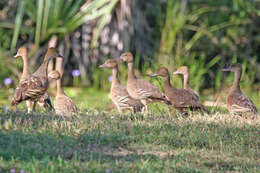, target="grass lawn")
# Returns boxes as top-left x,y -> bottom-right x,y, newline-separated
0,88 -> 259,172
